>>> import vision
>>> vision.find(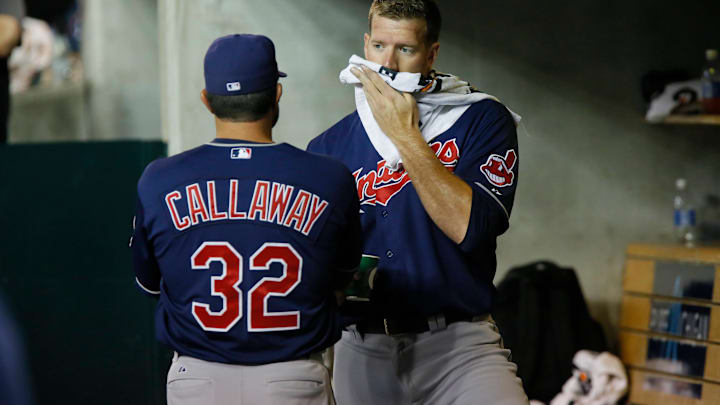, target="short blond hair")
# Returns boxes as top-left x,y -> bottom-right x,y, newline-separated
368,0 -> 442,45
